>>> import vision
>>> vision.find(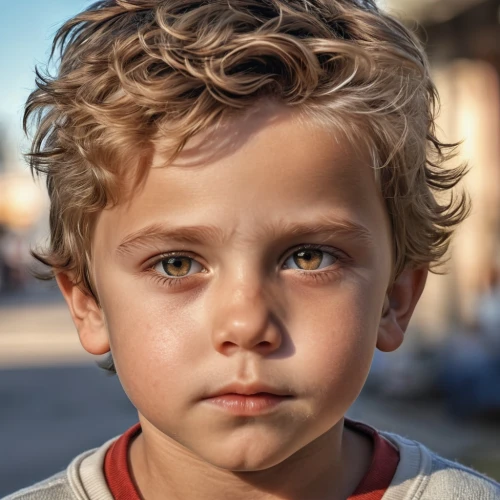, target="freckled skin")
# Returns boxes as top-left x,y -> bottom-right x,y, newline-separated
85,104 -> 400,499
